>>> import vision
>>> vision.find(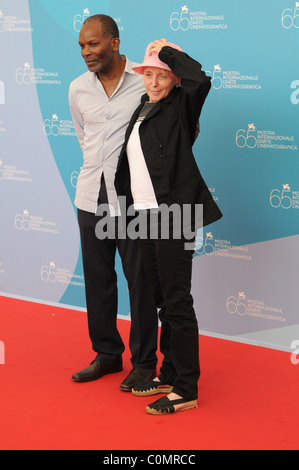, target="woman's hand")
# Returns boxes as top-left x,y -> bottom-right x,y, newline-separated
149,38 -> 169,55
